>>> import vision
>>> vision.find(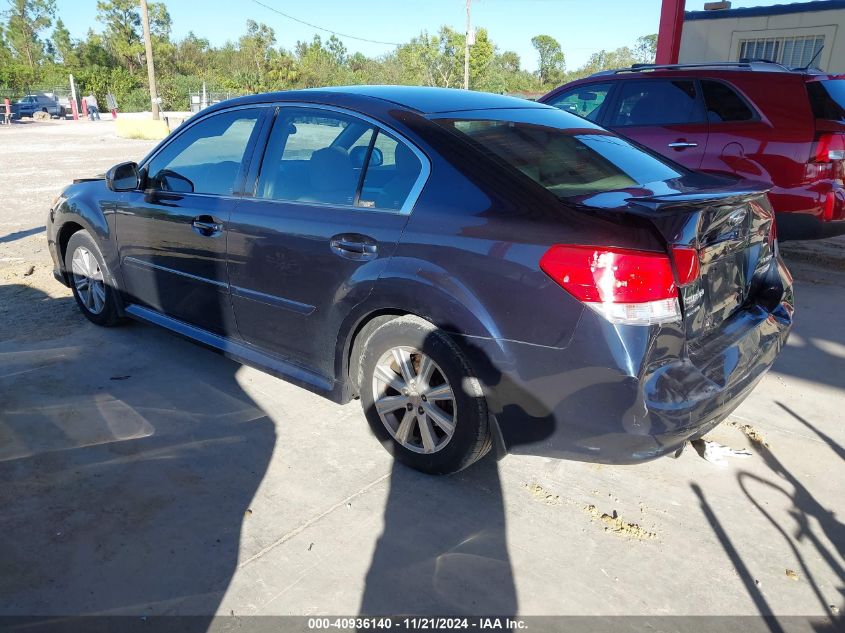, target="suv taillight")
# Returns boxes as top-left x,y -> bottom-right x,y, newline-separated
540,245 -> 696,326
806,133 -> 845,181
